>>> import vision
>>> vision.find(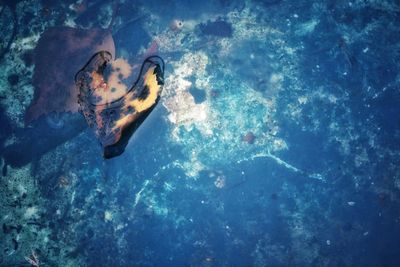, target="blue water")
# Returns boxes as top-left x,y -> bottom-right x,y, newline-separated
1,0 -> 400,266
